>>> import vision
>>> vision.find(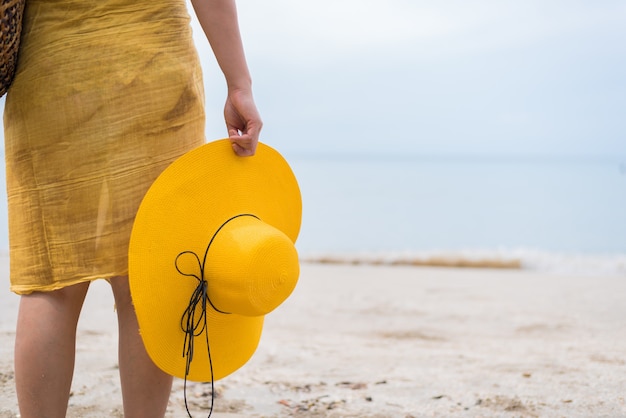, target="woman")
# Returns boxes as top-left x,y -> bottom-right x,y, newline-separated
3,0 -> 262,416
